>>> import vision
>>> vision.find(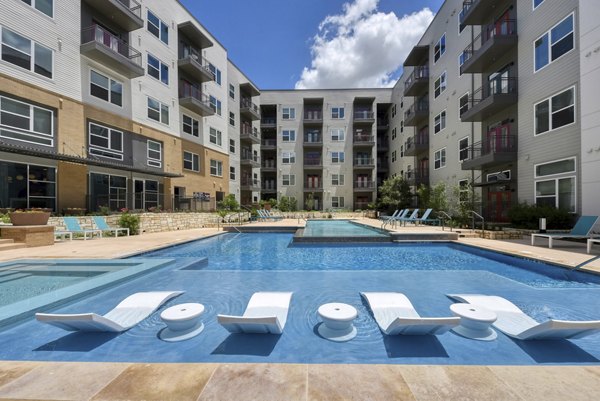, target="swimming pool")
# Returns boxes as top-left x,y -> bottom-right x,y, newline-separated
1,233 -> 600,365
300,219 -> 389,239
